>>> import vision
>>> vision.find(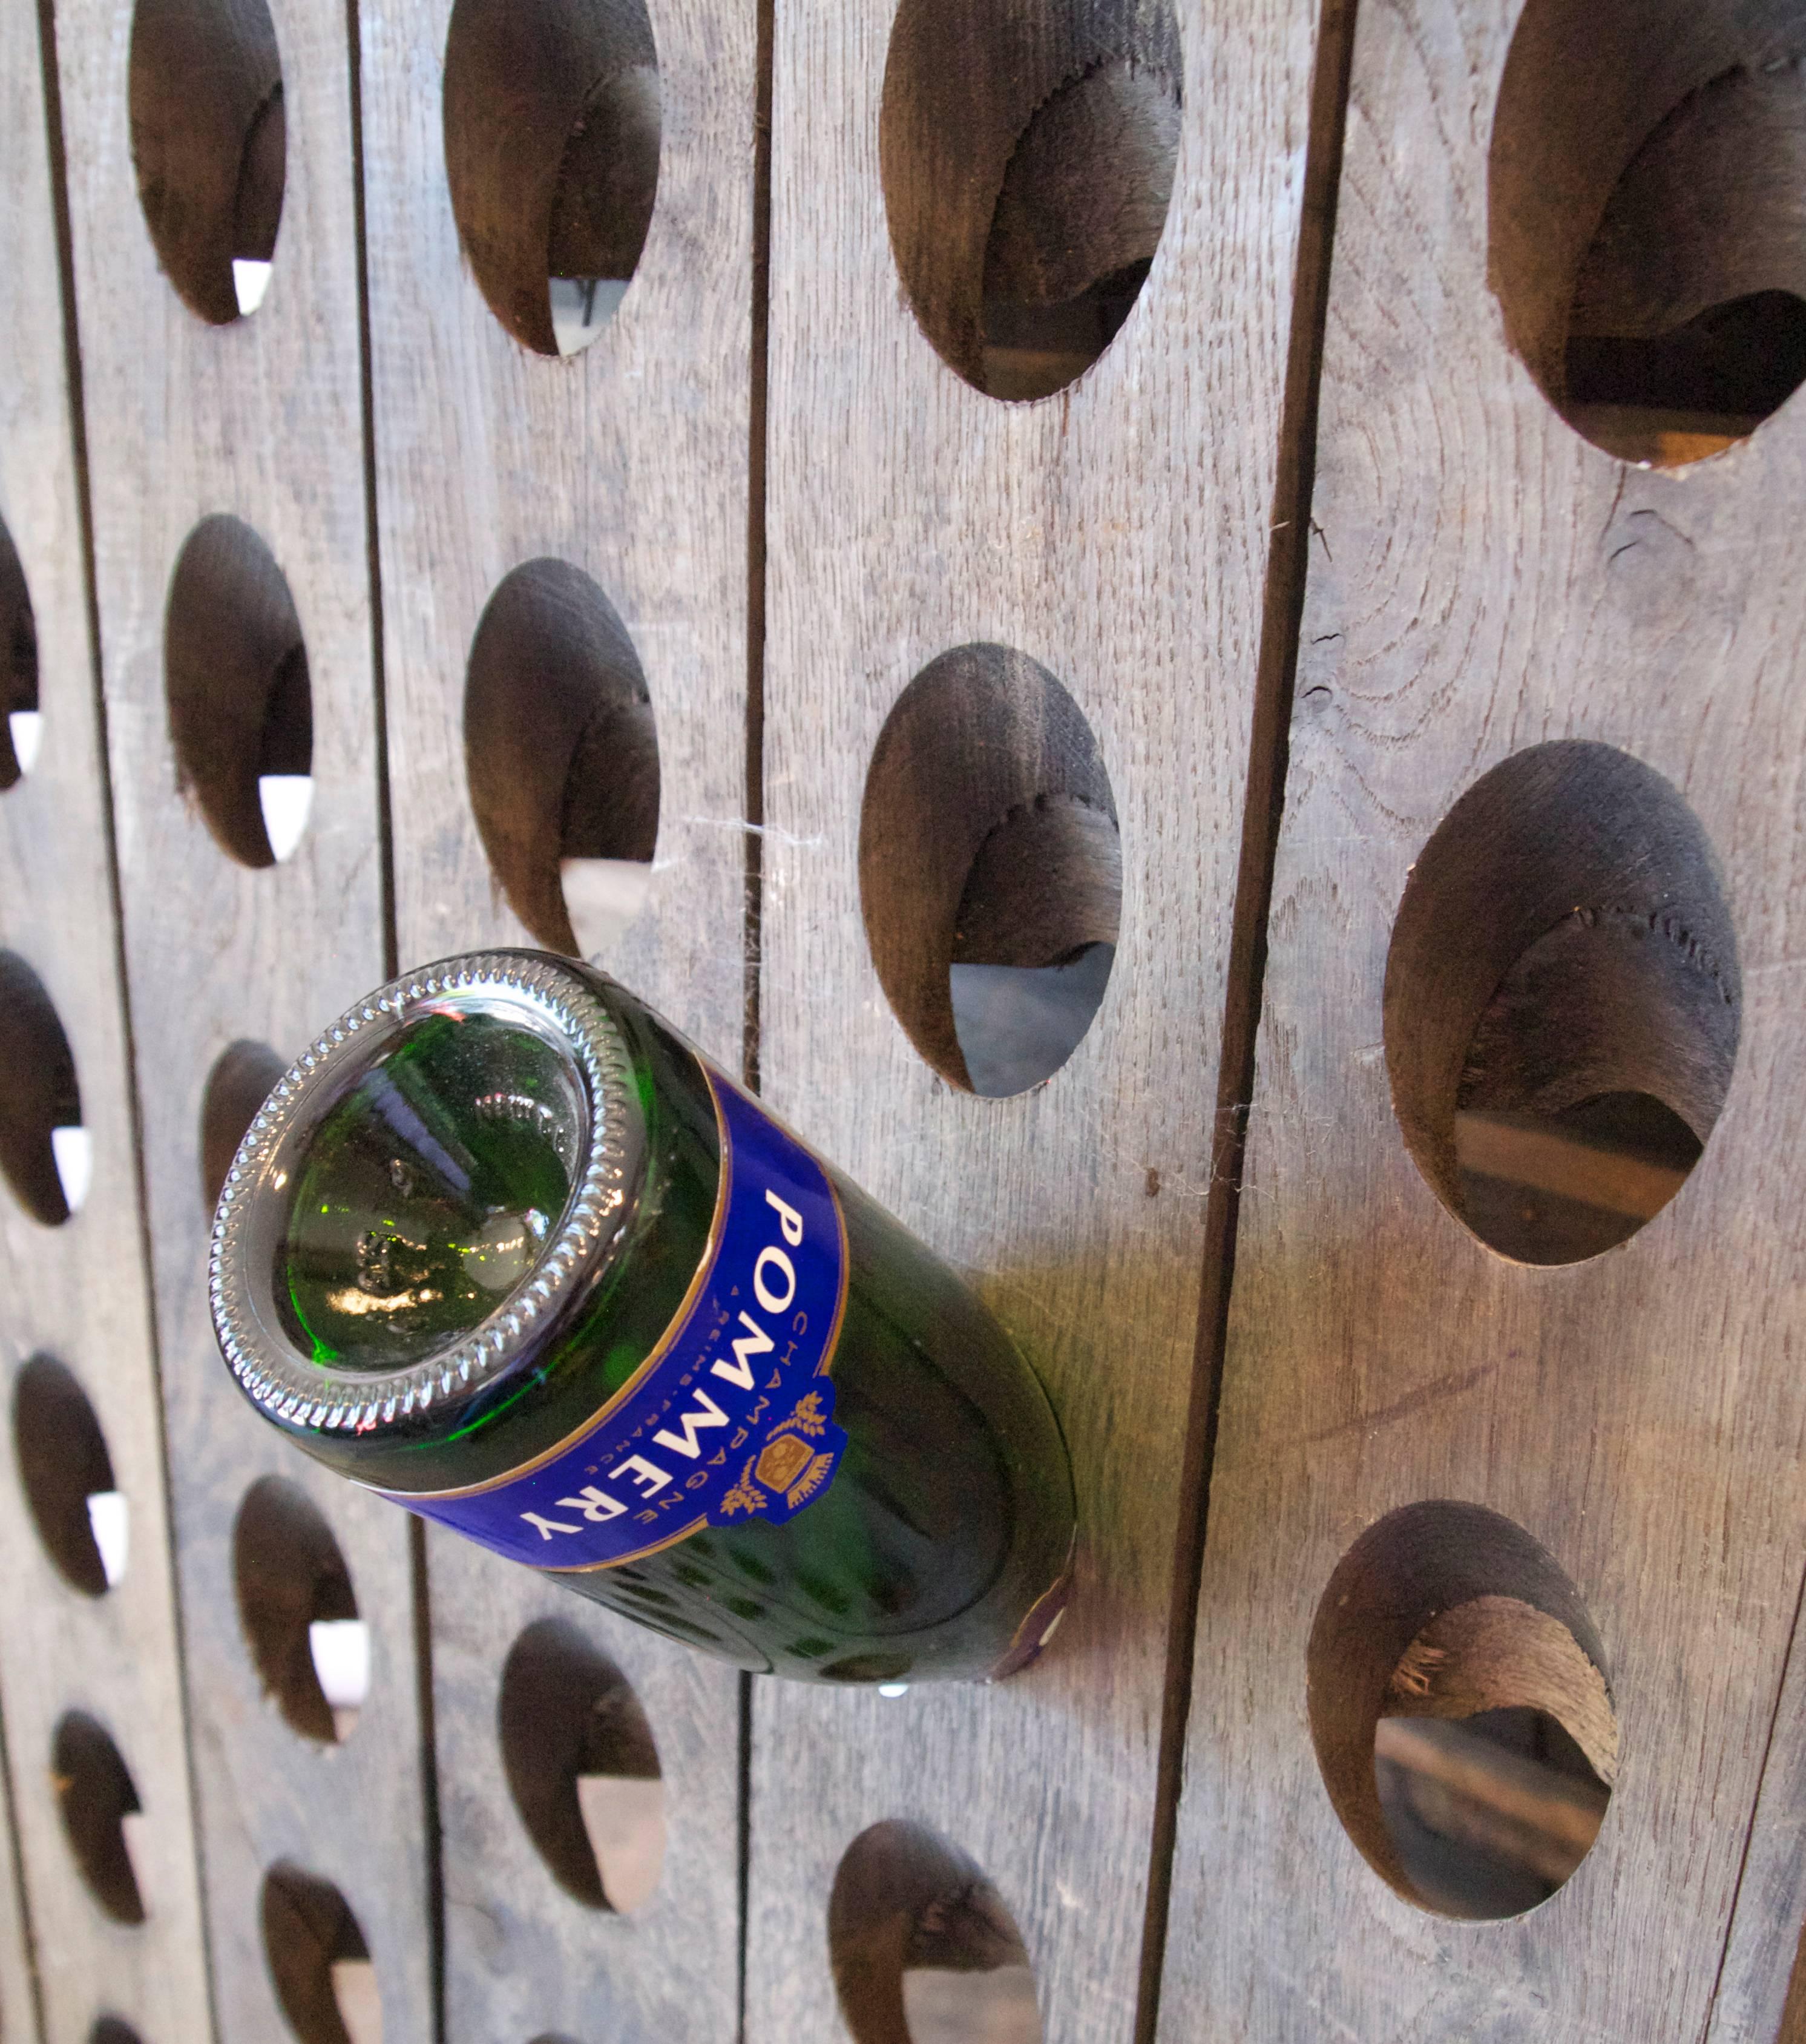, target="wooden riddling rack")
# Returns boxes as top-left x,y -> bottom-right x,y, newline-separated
1,0 -> 1805,2039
